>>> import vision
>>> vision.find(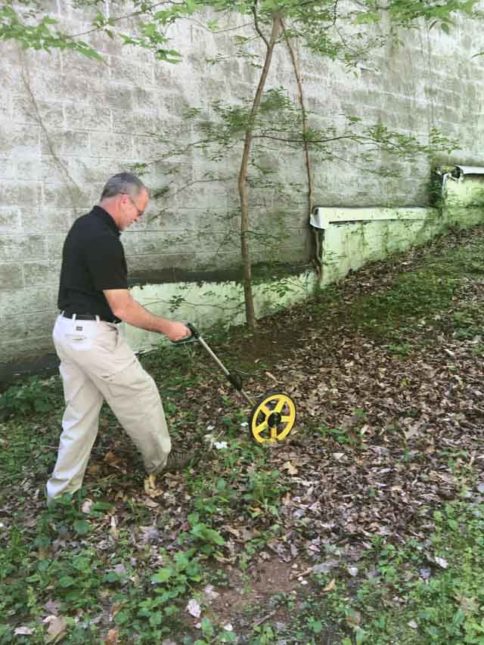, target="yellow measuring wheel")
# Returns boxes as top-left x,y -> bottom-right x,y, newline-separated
250,392 -> 297,445
174,324 -> 298,445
